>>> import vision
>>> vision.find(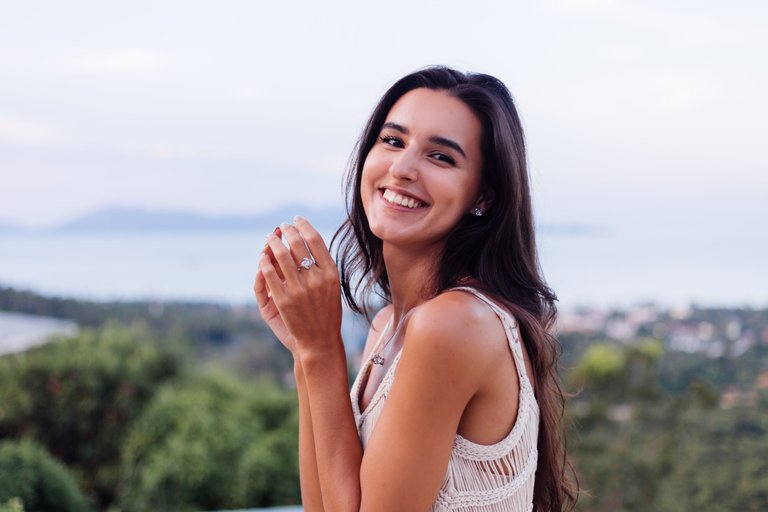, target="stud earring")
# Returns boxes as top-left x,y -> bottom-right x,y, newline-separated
472,207 -> 484,217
